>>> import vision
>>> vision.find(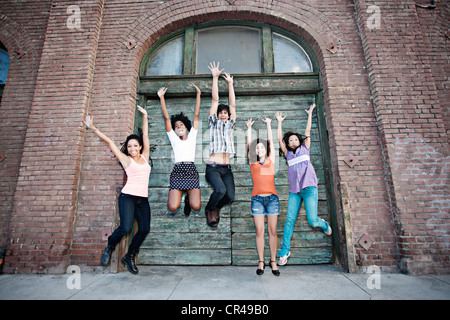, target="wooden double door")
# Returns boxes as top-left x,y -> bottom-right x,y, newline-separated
136,74 -> 333,265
